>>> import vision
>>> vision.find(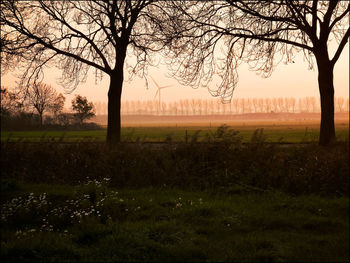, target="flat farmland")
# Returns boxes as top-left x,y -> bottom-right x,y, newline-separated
2,119 -> 349,262
1,120 -> 348,143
